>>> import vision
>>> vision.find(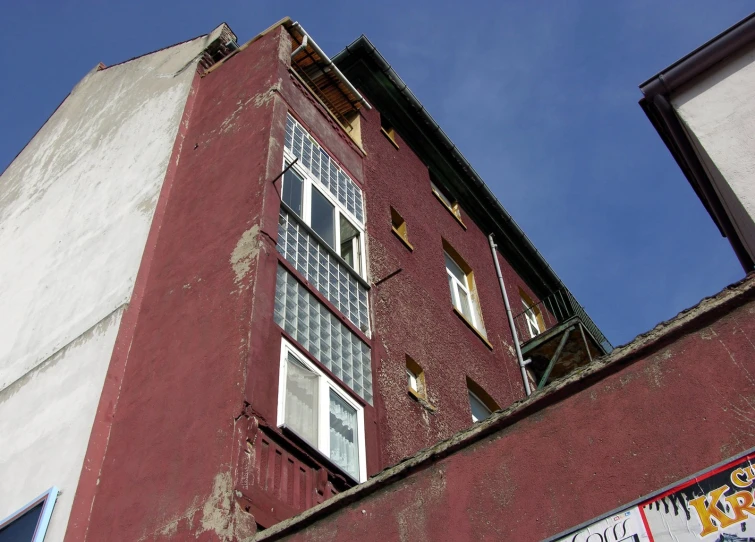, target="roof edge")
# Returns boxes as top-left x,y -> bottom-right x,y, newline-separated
254,272 -> 755,541
640,12 -> 755,96
333,35 -> 569,298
